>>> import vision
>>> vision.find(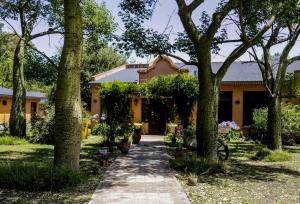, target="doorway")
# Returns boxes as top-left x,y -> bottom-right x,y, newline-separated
219,91 -> 233,123
142,99 -> 167,135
